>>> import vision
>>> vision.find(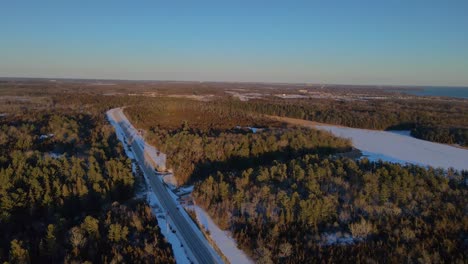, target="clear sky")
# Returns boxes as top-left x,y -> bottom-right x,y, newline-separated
1,0 -> 468,86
